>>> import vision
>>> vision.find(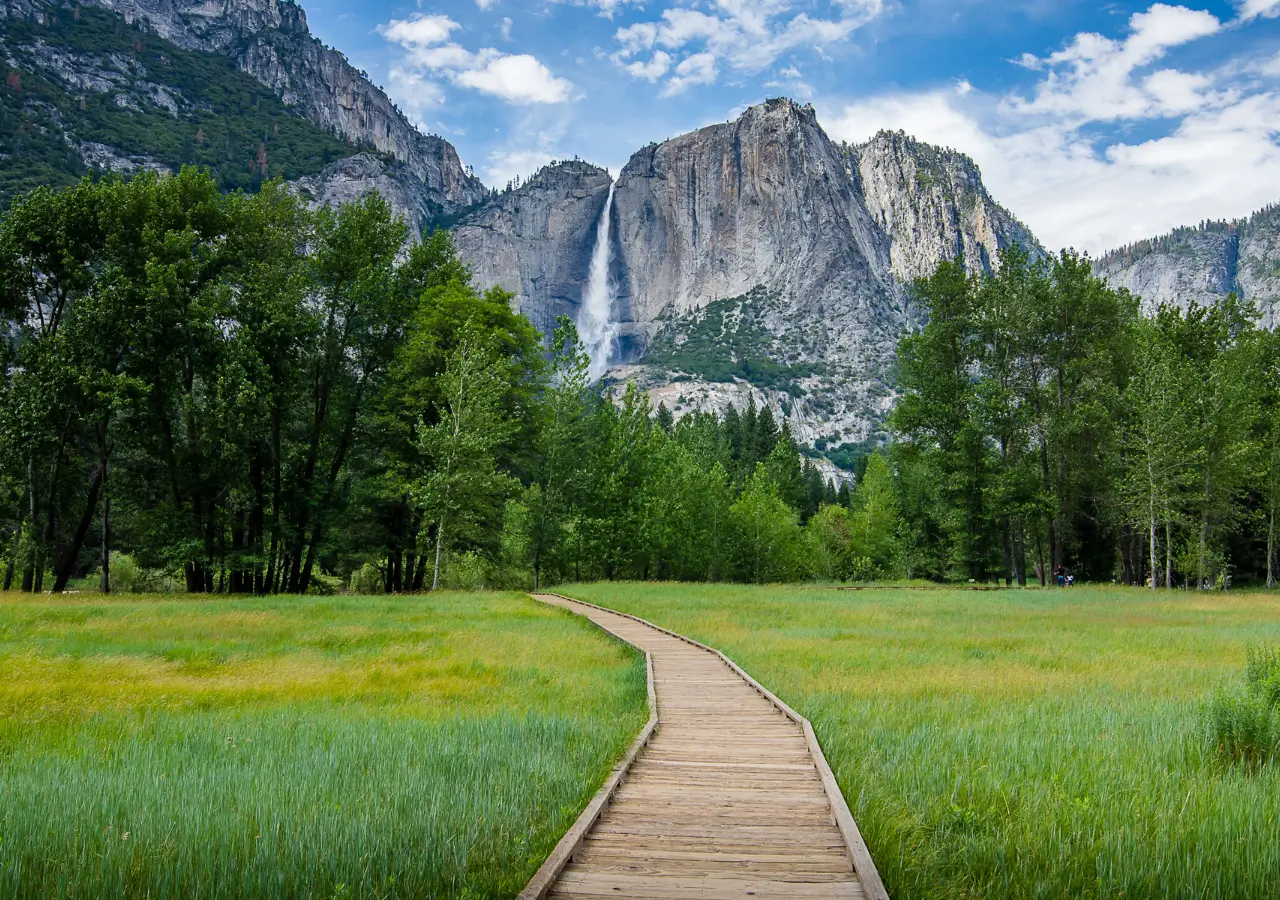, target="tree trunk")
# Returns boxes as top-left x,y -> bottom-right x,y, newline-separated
1268,501 -> 1275,589
21,456 -> 36,592
1002,518 -> 1014,587
1015,517 -> 1027,586
1165,520 -> 1173,590
1198,463 -> 1213,589
1035,532 -> 1046,586
432,518 -> 445,591
412,551 -> 429,592
101,481 -> 110,595
250,453 -> 265,594
52,465 -> 104,593
1148,494 -> 1158,592
4,521 -> 20,591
